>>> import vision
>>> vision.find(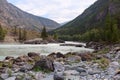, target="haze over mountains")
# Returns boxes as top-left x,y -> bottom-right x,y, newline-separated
53,0 -> 120,35
0,0 -> 60,31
